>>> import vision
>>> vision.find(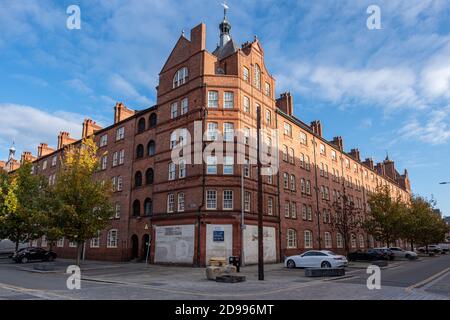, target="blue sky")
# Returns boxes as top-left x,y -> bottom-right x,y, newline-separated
0,0 -> 449,216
